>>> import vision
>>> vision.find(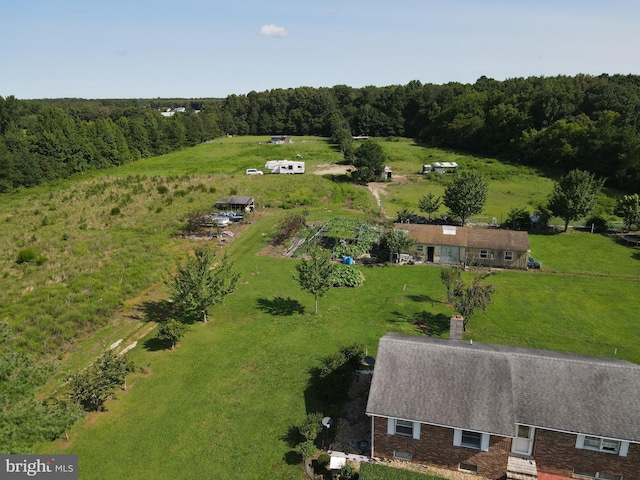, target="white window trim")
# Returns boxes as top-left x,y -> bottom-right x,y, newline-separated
573,469 -> 623,480
453,428 -> 490,451
479,249 -> 489,259
387,418 -> 420,439
575,434 -> 629,456
504,251 -> 513,261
